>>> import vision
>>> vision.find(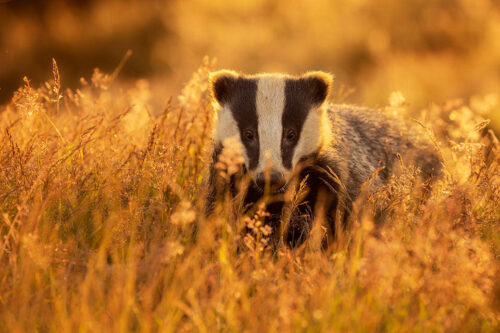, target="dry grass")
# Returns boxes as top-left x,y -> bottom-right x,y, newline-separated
0,58 -> 499,332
